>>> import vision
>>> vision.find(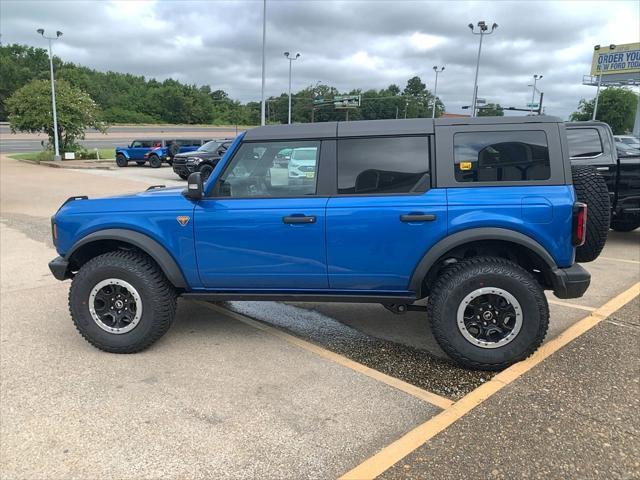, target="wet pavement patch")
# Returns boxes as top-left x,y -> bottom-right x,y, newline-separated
224,301 -> 493,400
